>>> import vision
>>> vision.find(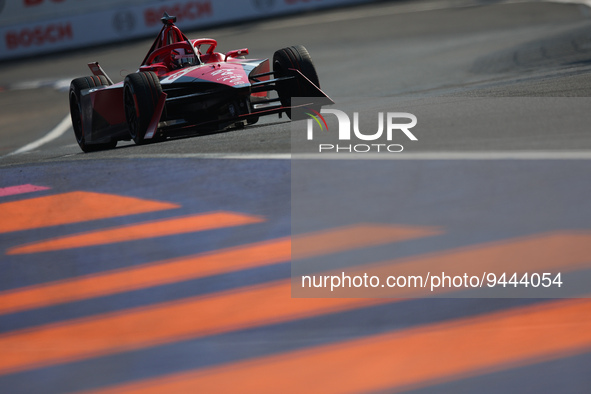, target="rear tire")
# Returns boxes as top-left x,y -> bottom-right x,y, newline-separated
273,45 -> 320,119
69,75 -> 117,152
124,71 -> 162,145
